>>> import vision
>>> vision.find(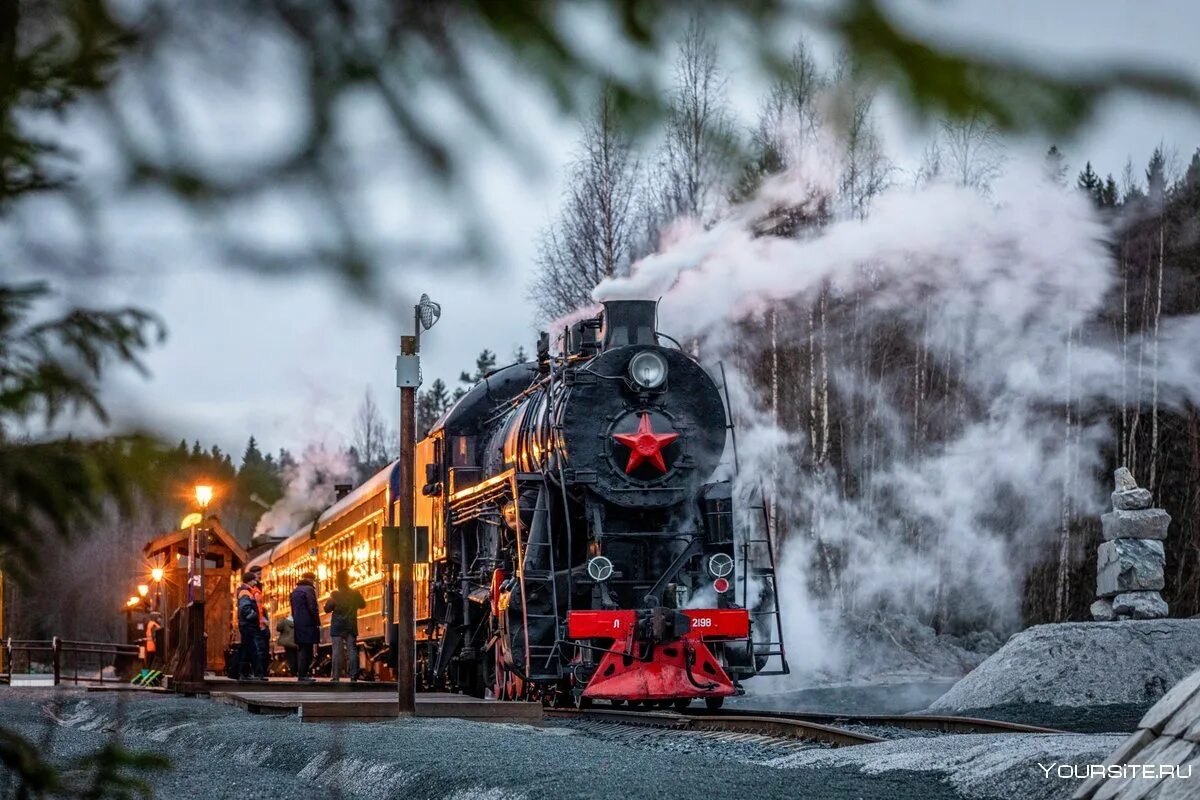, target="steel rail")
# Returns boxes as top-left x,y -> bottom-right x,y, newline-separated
544,704 -> 1066,746
685,707 -> 1066,735
543,707 -> 884,747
